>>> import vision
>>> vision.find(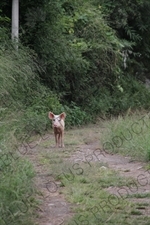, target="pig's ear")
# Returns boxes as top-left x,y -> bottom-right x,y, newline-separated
48,112 -> 54,120
60,112 -> 66,120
